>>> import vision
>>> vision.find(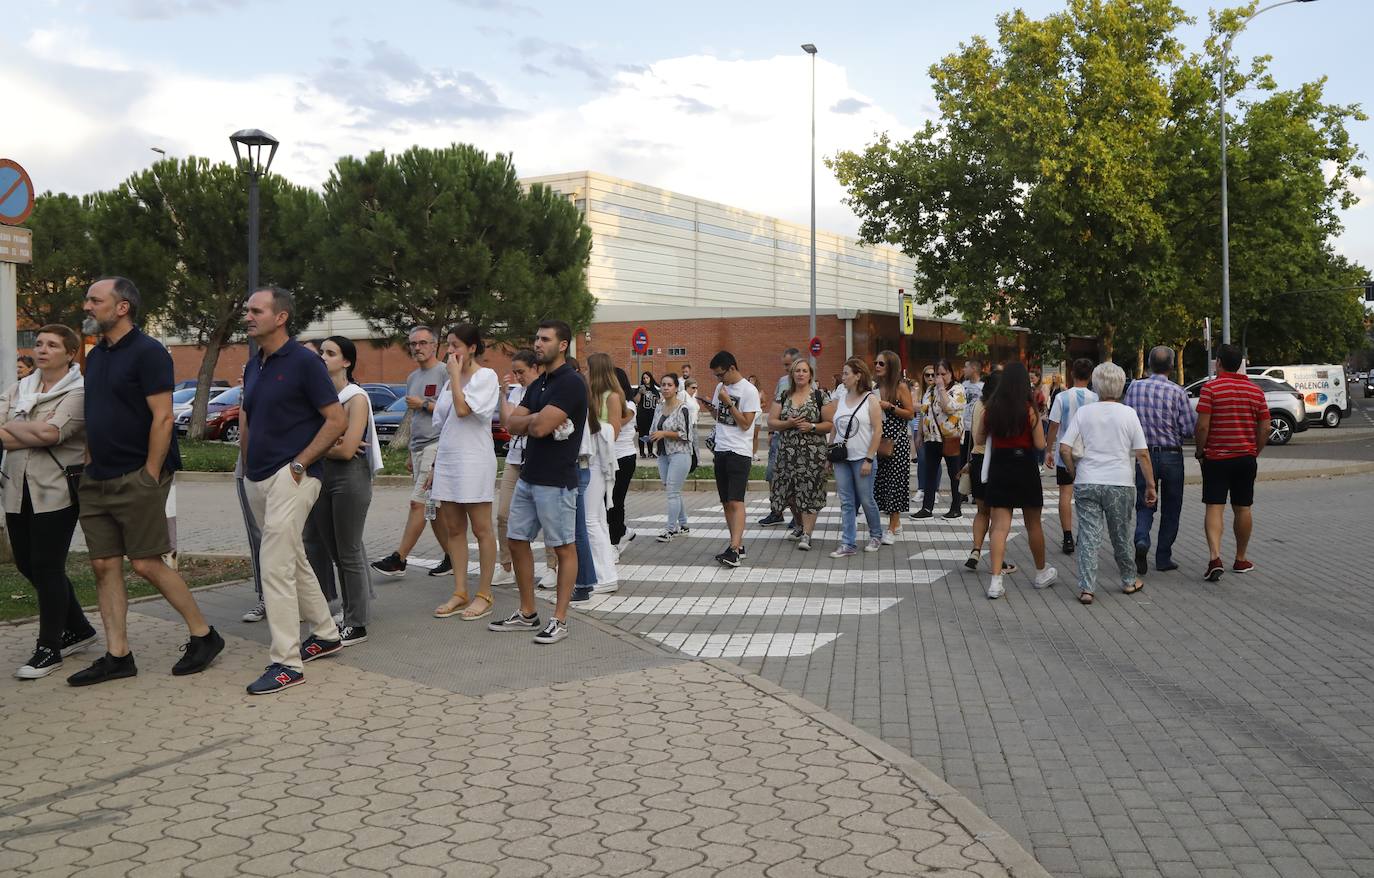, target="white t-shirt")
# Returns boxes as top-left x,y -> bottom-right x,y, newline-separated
1057,402 -> 1147,487
504,384 -> 527,466
709,378 -> 761,456
1047,386 -> 1099,468
833,390 -> 877,461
